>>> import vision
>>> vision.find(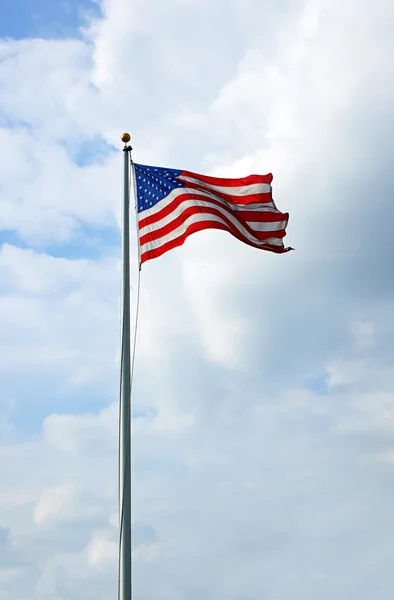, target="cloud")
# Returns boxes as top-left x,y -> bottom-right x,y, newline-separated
34,484 -> 75,526
1,0 -> 394,598
87,532 -> 117,566
0,245 -> 119,386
